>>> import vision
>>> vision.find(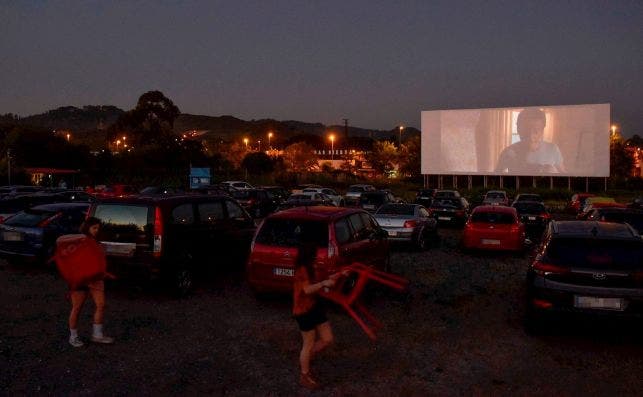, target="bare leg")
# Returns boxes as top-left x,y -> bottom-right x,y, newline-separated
68,291 -> 87,329
299,329 -> 316,375
312,321 -> 334,355
88,281 -> 105,325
